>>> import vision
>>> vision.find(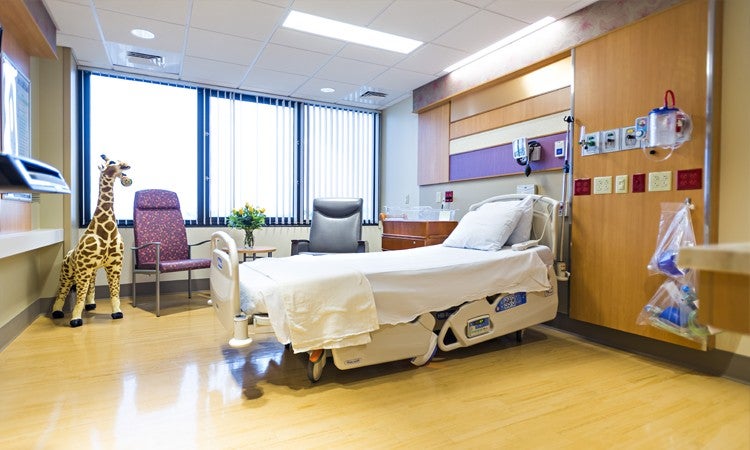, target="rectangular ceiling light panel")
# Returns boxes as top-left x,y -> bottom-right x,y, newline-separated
283,10 -> 423,54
